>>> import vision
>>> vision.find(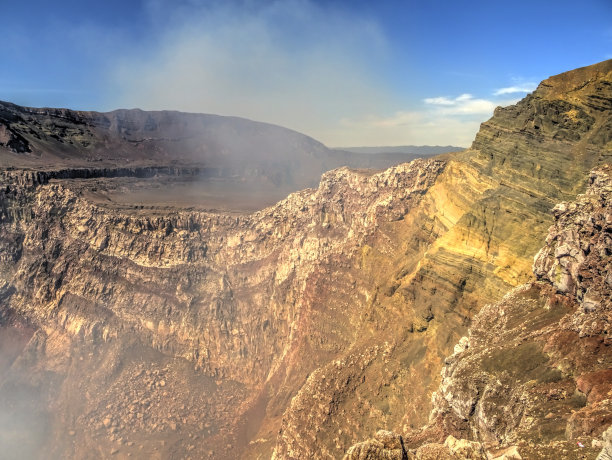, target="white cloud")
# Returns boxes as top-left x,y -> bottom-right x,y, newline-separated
455,93 -> 473,102
424,93 -> 498,116
423,96 -> 456,106
333,91 -> 523,147
493,84 -> 537,95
